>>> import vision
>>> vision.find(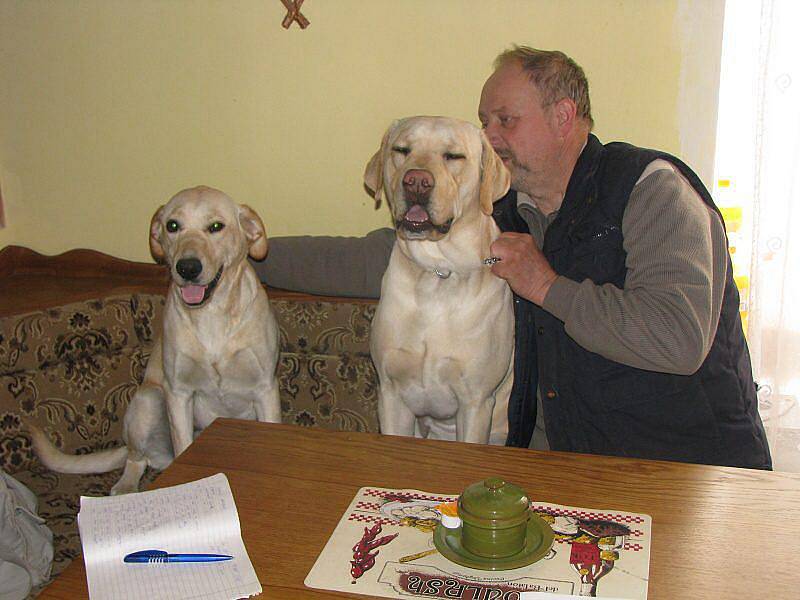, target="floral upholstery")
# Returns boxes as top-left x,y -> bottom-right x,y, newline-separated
0,291 -> 378,589
274,299 -> 378,433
